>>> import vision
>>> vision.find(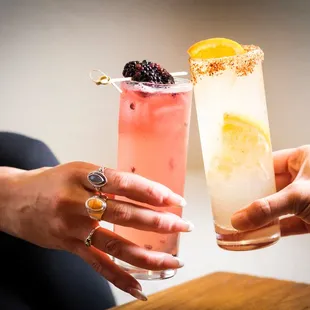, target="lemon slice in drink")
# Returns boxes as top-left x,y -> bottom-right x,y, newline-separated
187,38 -> 245,59
222,113 -> 271,147
215,113 -> 271,174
